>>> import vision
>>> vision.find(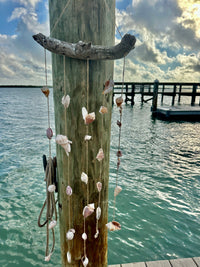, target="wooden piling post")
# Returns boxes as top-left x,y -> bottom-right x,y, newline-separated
171,84 -> 176,106
178,84 -> 182,104
161,84 -> 164,104
125,84 -> 128,103
151,79 -> 159,113
191,84 -> 197,106
48,1 -> 115,266
131,84 -> 135,106
141,84 -> 144,103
